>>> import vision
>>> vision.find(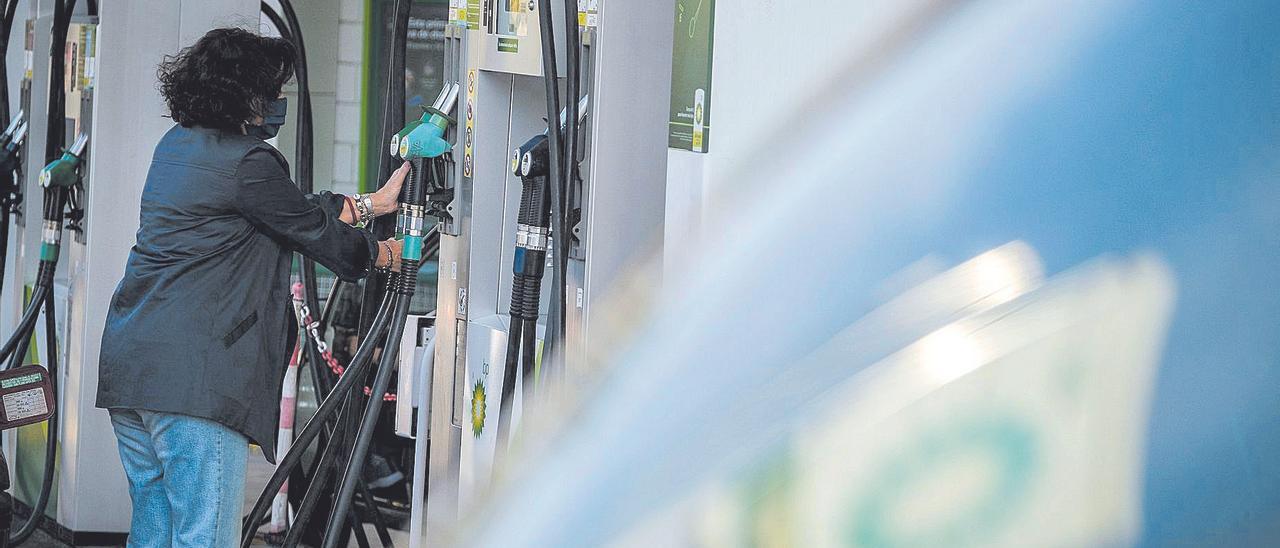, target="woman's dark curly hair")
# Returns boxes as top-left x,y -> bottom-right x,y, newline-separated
157,28 -> 295,130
